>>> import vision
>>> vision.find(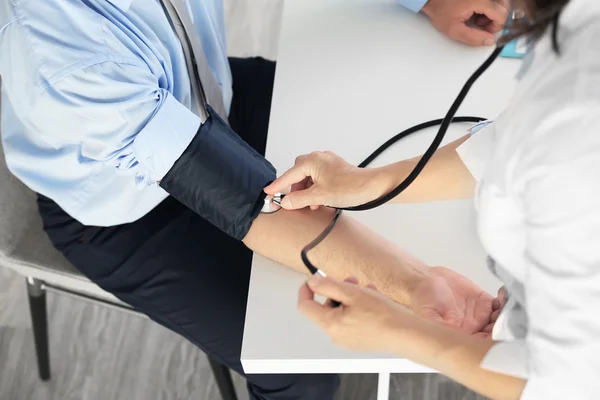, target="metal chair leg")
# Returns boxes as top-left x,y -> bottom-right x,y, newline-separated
26,277 -> 51,381
208,357 -> 238,400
